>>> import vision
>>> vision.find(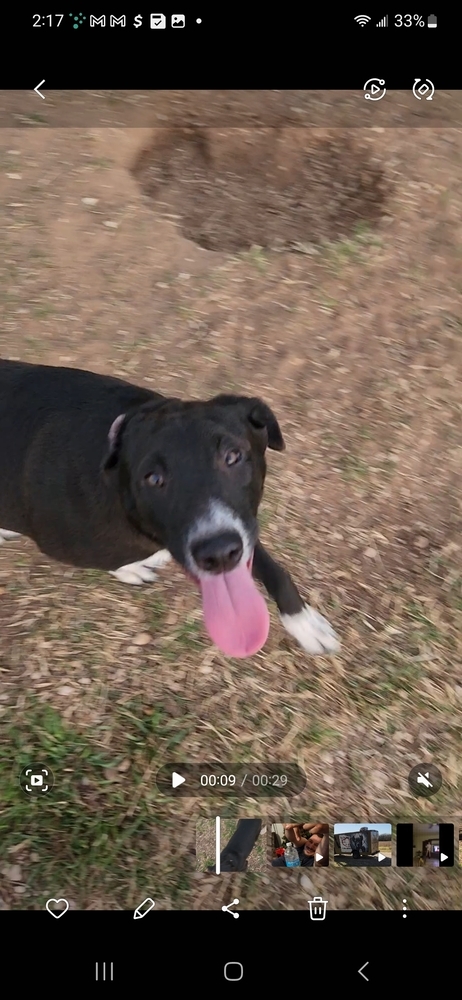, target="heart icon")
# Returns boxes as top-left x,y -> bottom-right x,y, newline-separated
46,898 -> 69,918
